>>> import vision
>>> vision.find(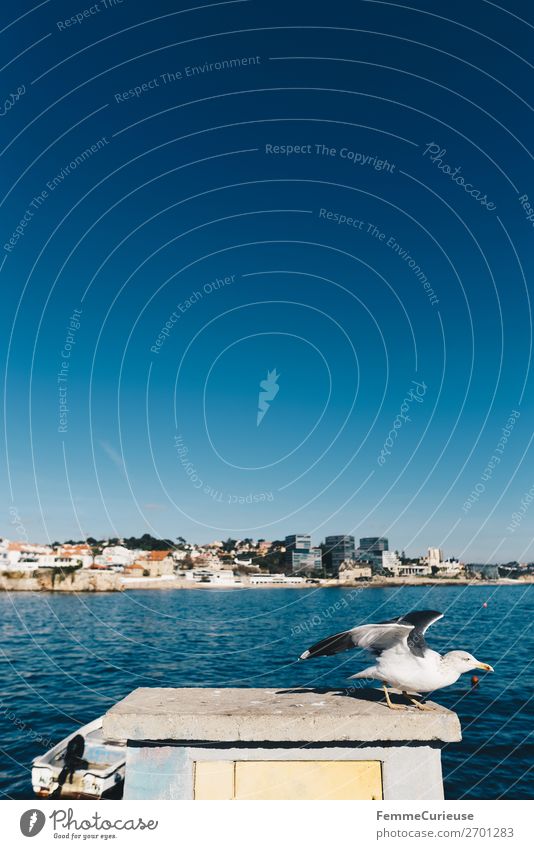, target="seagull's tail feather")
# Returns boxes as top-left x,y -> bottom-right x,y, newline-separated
348,666 -> 379,680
